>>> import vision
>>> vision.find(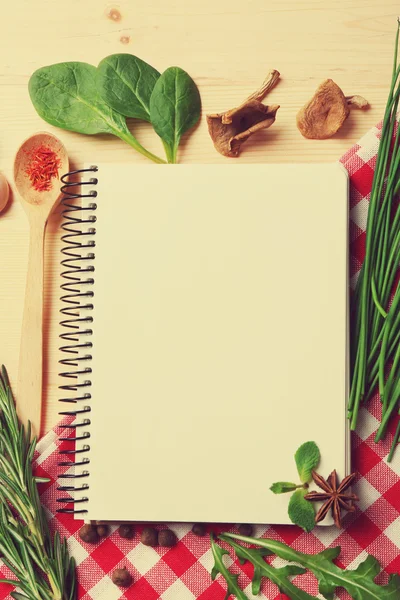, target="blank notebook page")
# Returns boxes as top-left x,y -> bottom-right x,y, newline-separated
84,163 -> 349,524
